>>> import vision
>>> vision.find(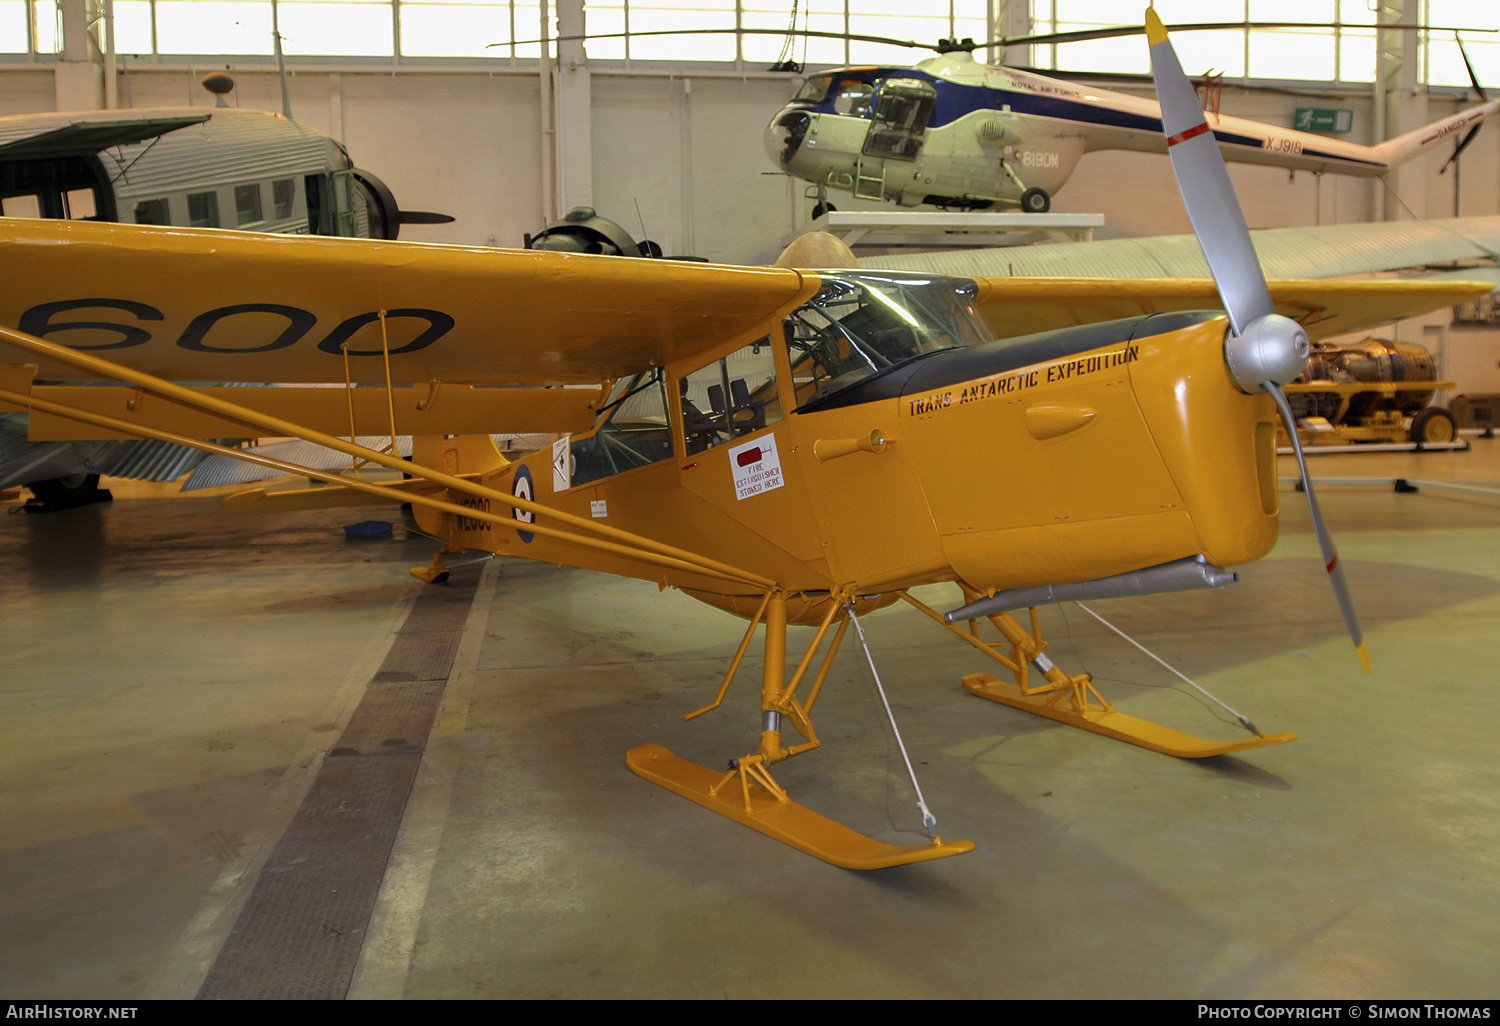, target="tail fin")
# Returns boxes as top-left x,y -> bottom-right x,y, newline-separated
1374,99 -> 1500,170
